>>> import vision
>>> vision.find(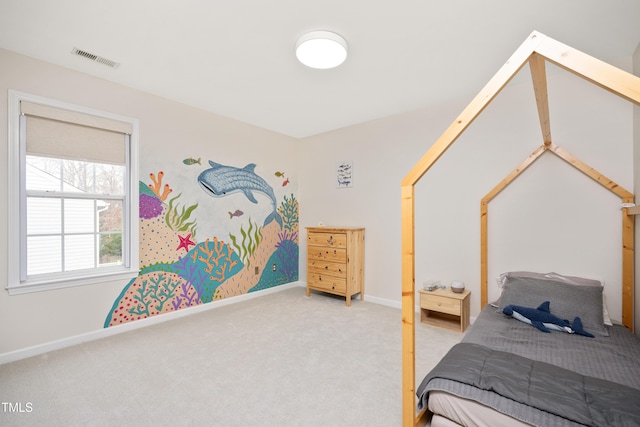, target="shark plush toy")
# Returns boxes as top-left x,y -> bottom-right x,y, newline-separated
503,301 -> 594,338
